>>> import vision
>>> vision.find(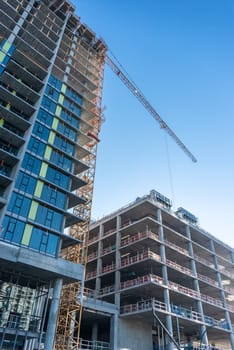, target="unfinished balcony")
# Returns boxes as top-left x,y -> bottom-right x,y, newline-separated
1,71 -> 40,105
22,19 -> 58,51
6,59 -> 43,93
12,44 -> 48,80
0,3 -> 21,30
0,84 -> 35,119
12,49 -> 47,81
